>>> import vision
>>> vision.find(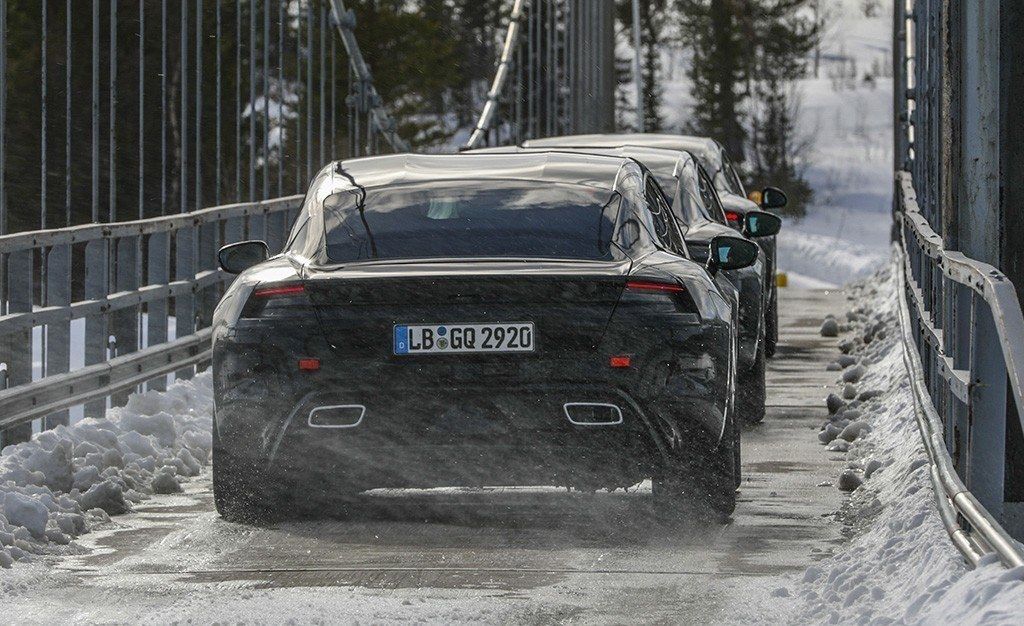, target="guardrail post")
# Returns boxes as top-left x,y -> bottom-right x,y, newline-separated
0,249 -> 32,446
44,243 -> 70,428
197,221 -> 217,330
174,226 -> 196,380
967,300 -> 1008,520
146,231 -> 170,391
84,239 -> 109,419
949,283 -> 972,469
111,235 -> 140,405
